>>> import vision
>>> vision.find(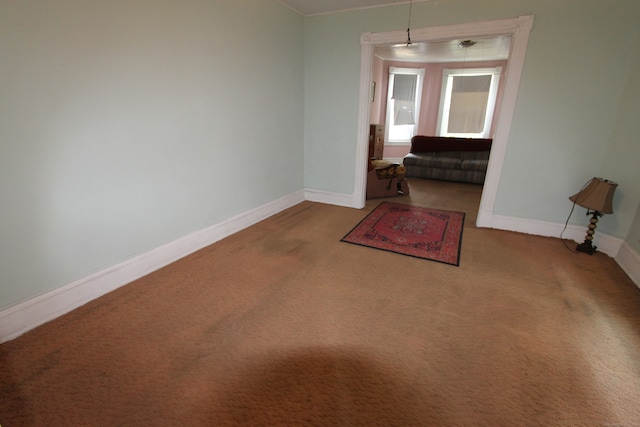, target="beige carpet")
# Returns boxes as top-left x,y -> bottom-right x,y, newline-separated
1,178 -> 639,426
